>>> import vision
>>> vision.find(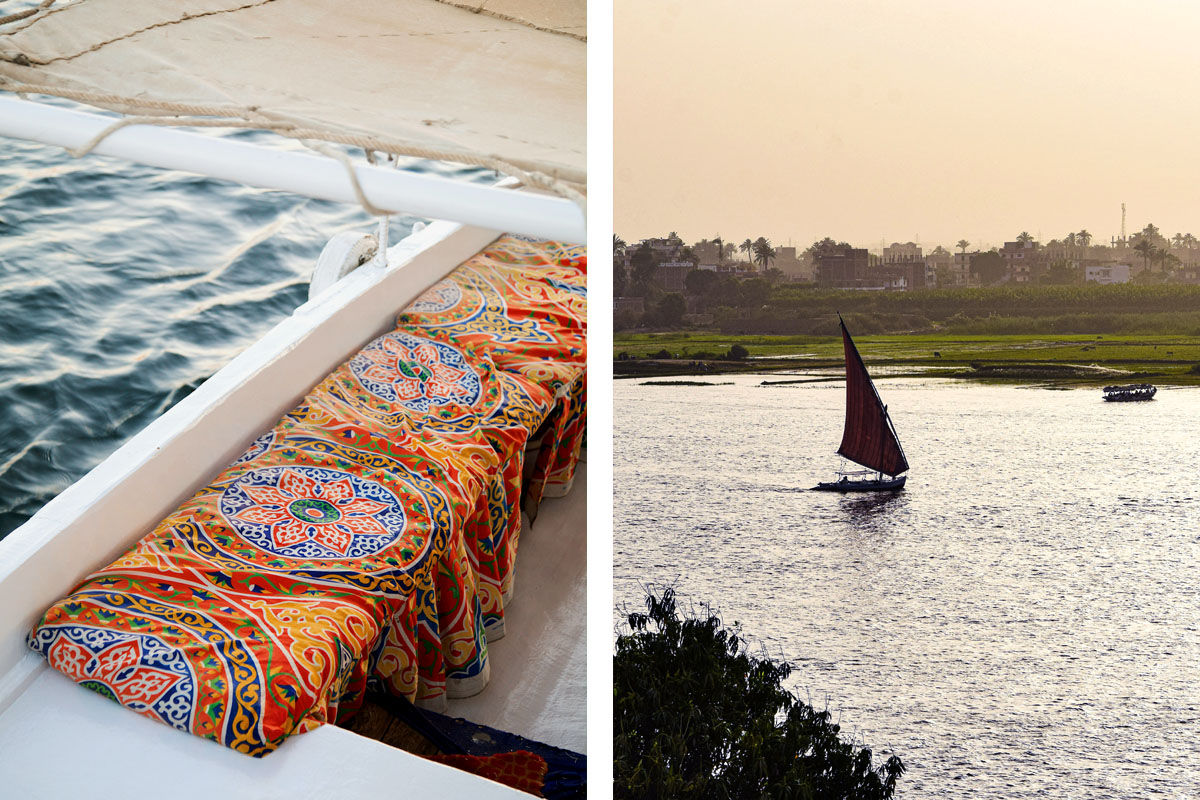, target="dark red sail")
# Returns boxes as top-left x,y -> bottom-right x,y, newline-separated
836,318 -> 909,476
